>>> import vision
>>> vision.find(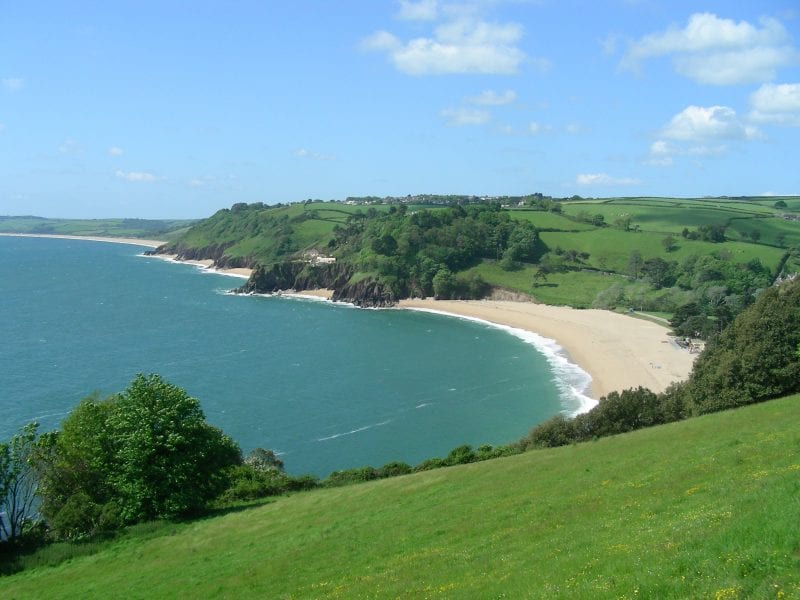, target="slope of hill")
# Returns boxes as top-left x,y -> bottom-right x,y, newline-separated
2,394 -> 798,598
0,216 -> 195,241
152,196 -> 800,336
